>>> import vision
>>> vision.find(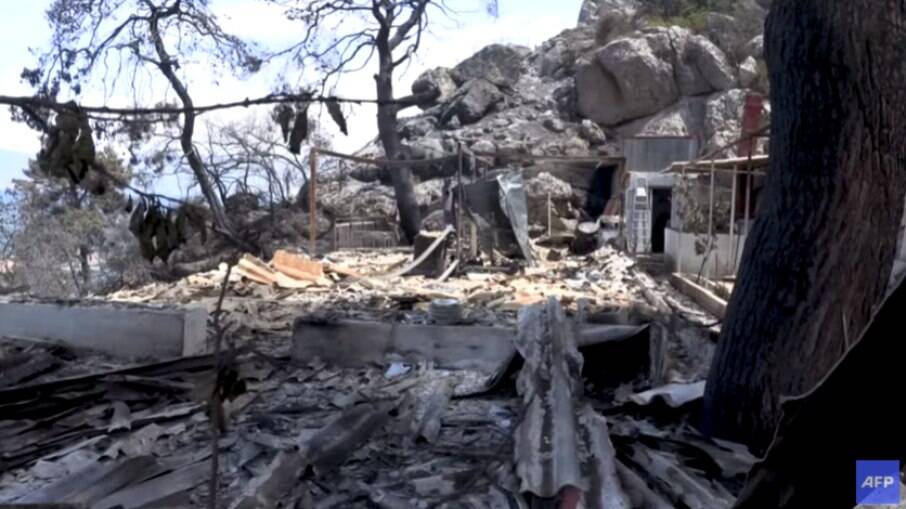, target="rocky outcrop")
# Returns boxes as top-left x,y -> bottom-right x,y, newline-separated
576,27 -> 736,126
440,79 -> 504,126
411,67 -> 457,110
451,44 -> 530,88
535,26 -> 598,79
